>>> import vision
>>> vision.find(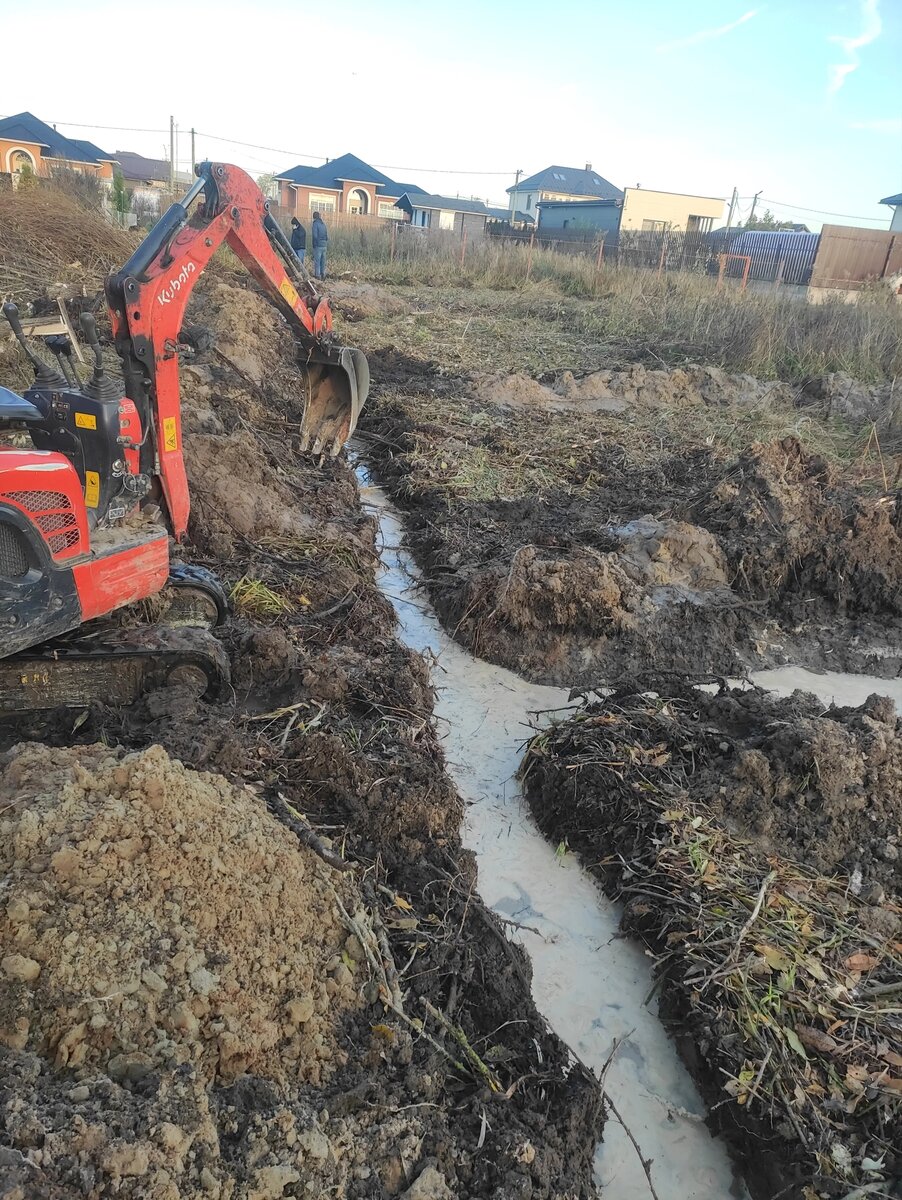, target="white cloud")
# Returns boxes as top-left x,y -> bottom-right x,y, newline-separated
655,9 -> 759,53
828,0 -> 882,93
848,116 -> 902,134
